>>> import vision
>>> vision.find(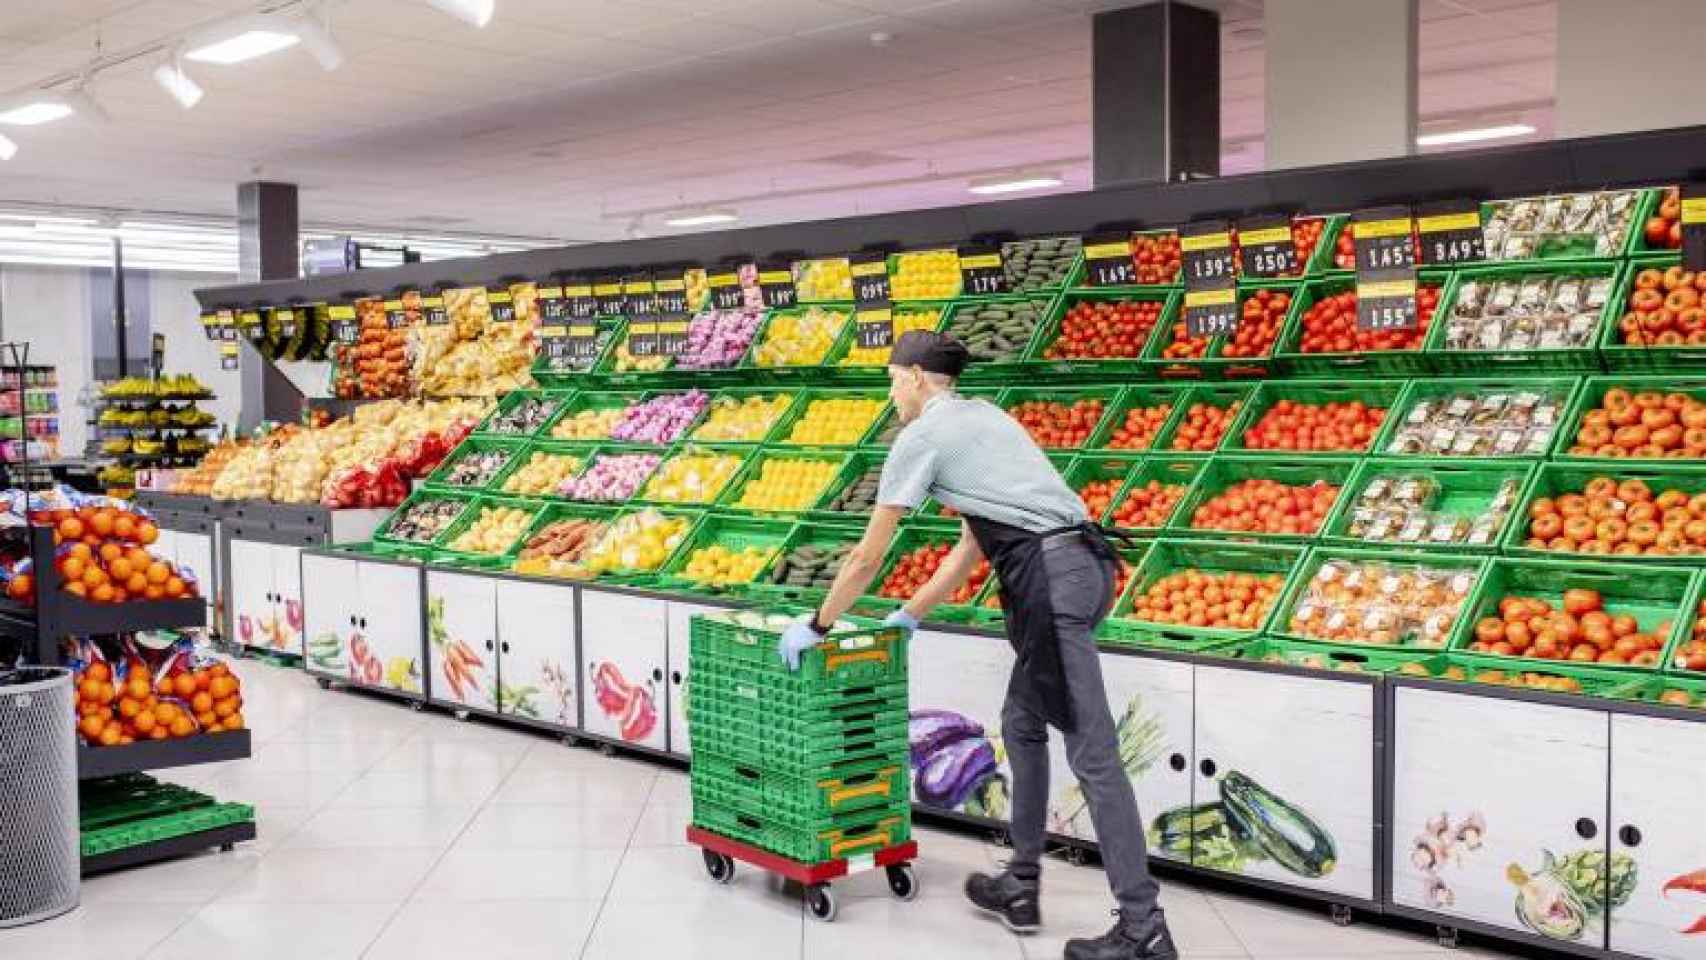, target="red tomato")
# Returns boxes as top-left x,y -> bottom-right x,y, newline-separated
1240,398 -> 1385,453
1104,402 -> 1173,450
1006,398 -> 1106,448
1168,401 -> 1241,451
1112,481 -> 1187,529
1189,478 -> 1340,536
1044,299 -> 1163,360
1131,232 -> 1181,284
